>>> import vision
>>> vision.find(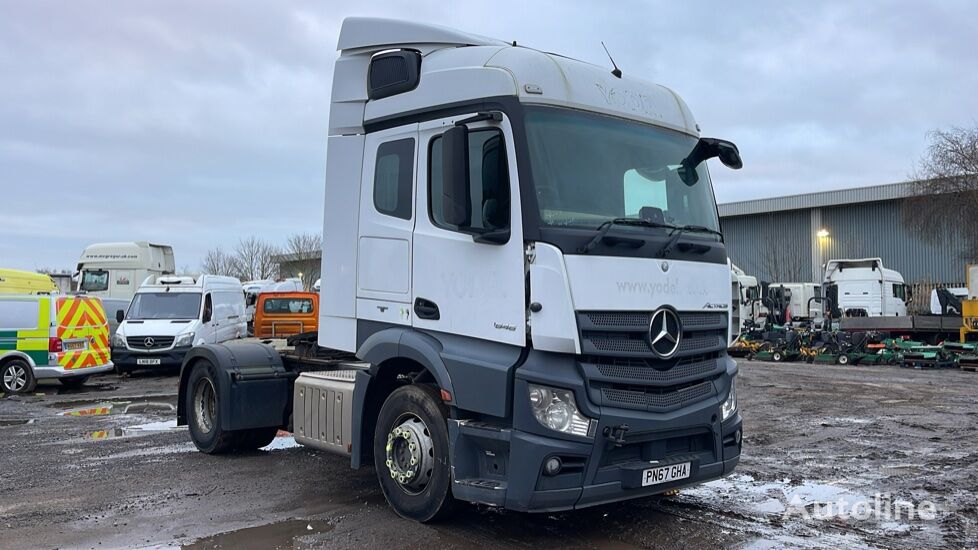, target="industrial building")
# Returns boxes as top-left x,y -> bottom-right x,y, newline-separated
719,181 -> 972,291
